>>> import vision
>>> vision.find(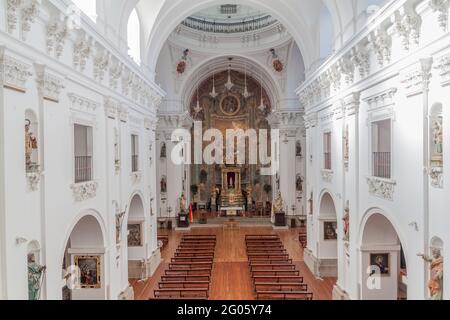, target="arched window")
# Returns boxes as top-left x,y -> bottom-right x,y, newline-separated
127,9 -> 141,65
71,0 -> 97,23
